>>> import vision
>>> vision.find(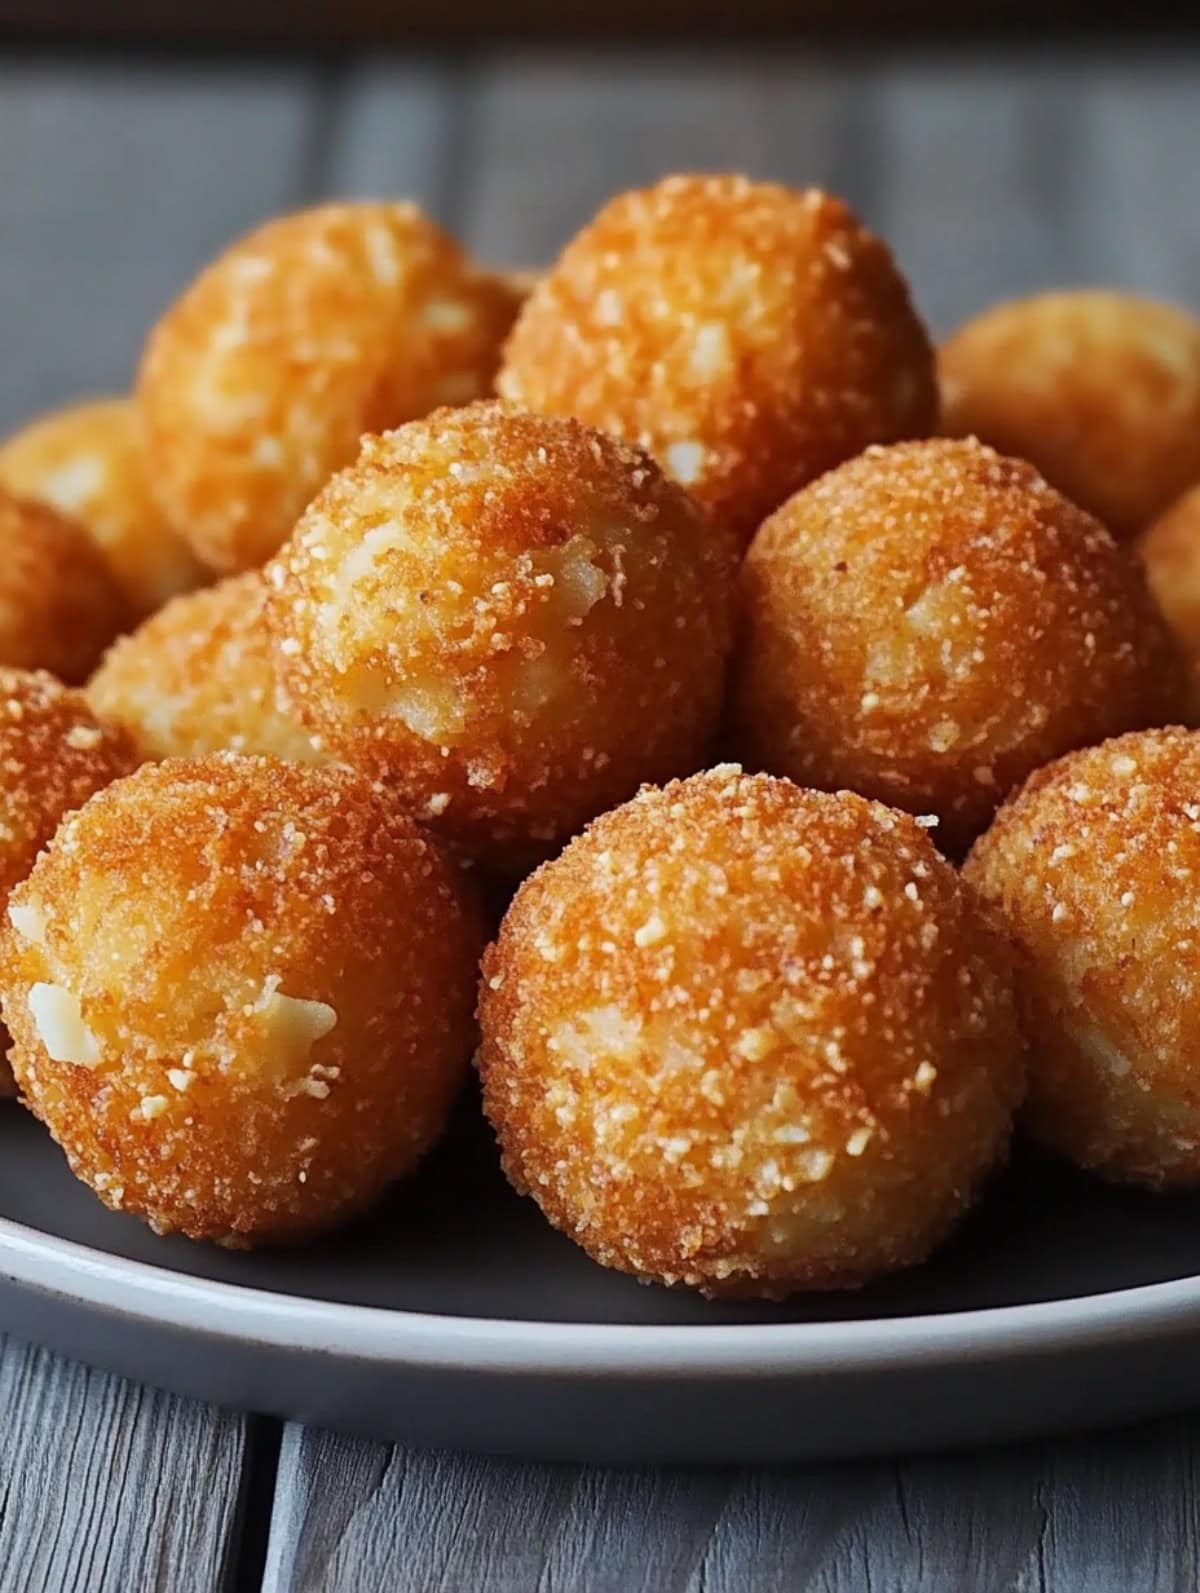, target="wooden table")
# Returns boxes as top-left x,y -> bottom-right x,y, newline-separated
2,43 -> 1200,1591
